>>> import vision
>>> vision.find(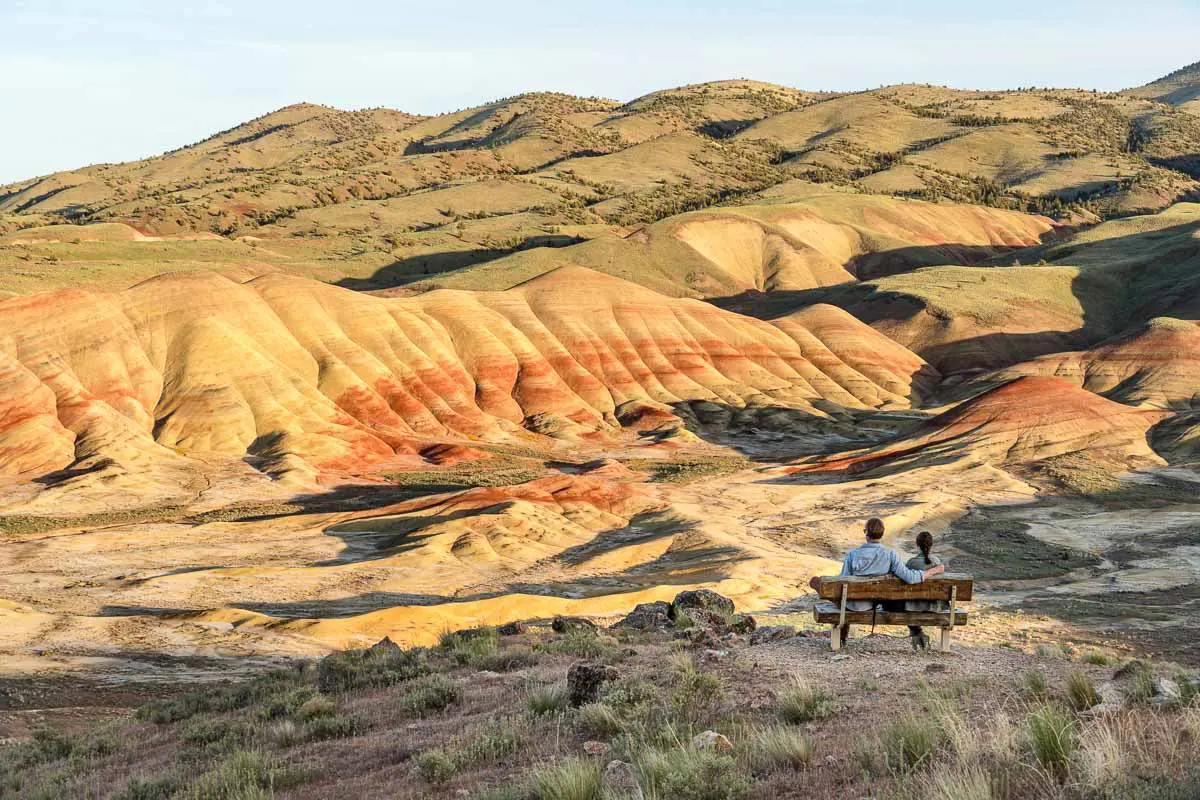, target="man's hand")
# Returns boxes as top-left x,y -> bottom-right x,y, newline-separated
923,564 -> 945,579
